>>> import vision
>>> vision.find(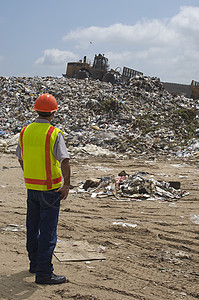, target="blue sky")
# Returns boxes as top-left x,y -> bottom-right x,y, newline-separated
1,0 -> 199,83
